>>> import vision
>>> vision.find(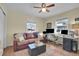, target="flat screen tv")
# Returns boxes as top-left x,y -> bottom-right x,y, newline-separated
61,30 -> 68,35
46,29 -> 54,33
43,31 -> 47,34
